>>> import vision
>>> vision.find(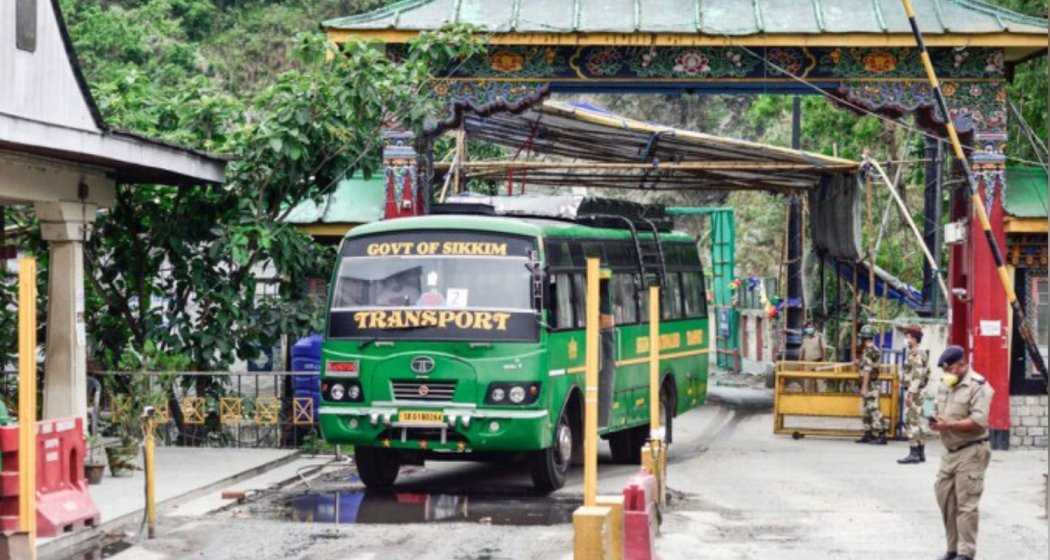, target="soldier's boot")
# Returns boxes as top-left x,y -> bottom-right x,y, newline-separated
954,556 -> 972,560
935,553 -> 957,560
854,431 -> 874,444
872,431 -> 888,445
897,446 -> 922,464
918,444 -> 926,462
